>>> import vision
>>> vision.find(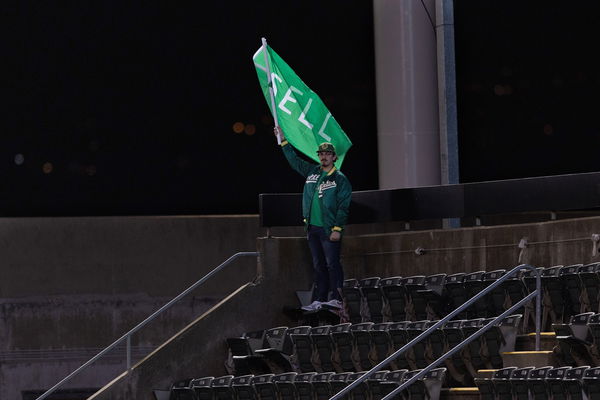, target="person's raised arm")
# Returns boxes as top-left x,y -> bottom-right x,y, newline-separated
275,126 -> 314,177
